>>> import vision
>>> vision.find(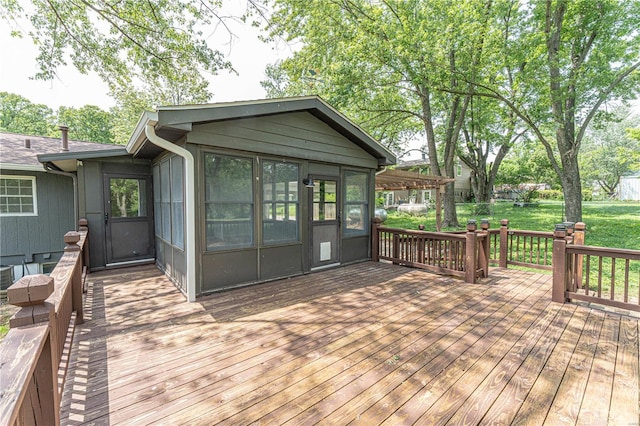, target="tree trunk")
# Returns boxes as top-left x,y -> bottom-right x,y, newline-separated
560,155 -> 582,222
442,157 -> 459,227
